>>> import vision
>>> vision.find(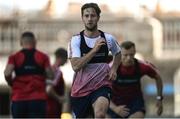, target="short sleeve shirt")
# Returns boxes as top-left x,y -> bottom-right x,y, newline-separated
7,49 -> 51,101
68,32 -> 121,97
112,59 -> 159,105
